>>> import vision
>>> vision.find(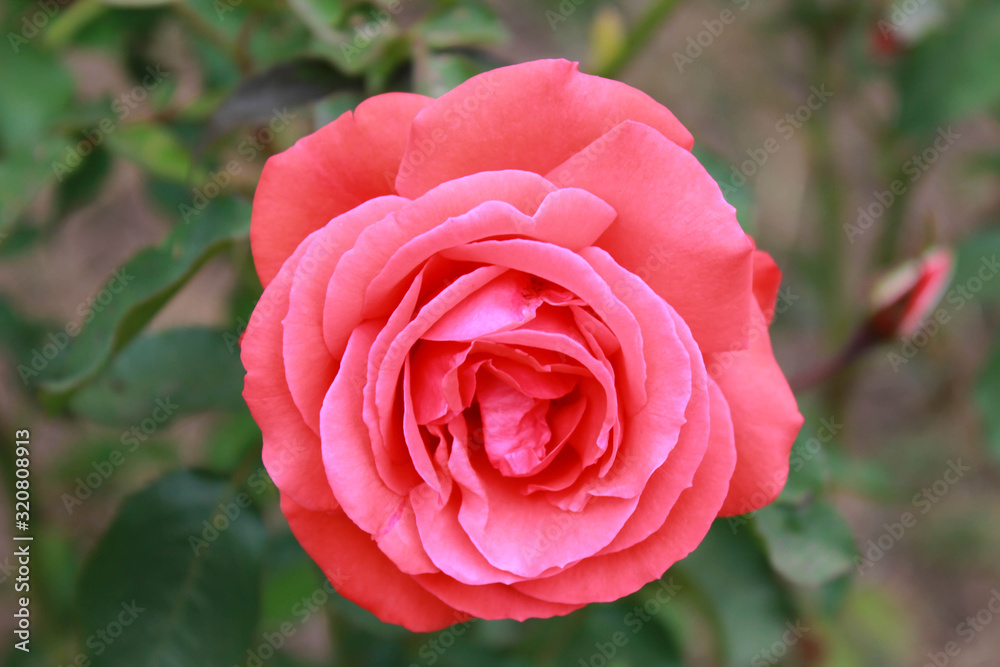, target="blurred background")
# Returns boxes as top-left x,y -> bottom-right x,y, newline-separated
0,0 -> 998,665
